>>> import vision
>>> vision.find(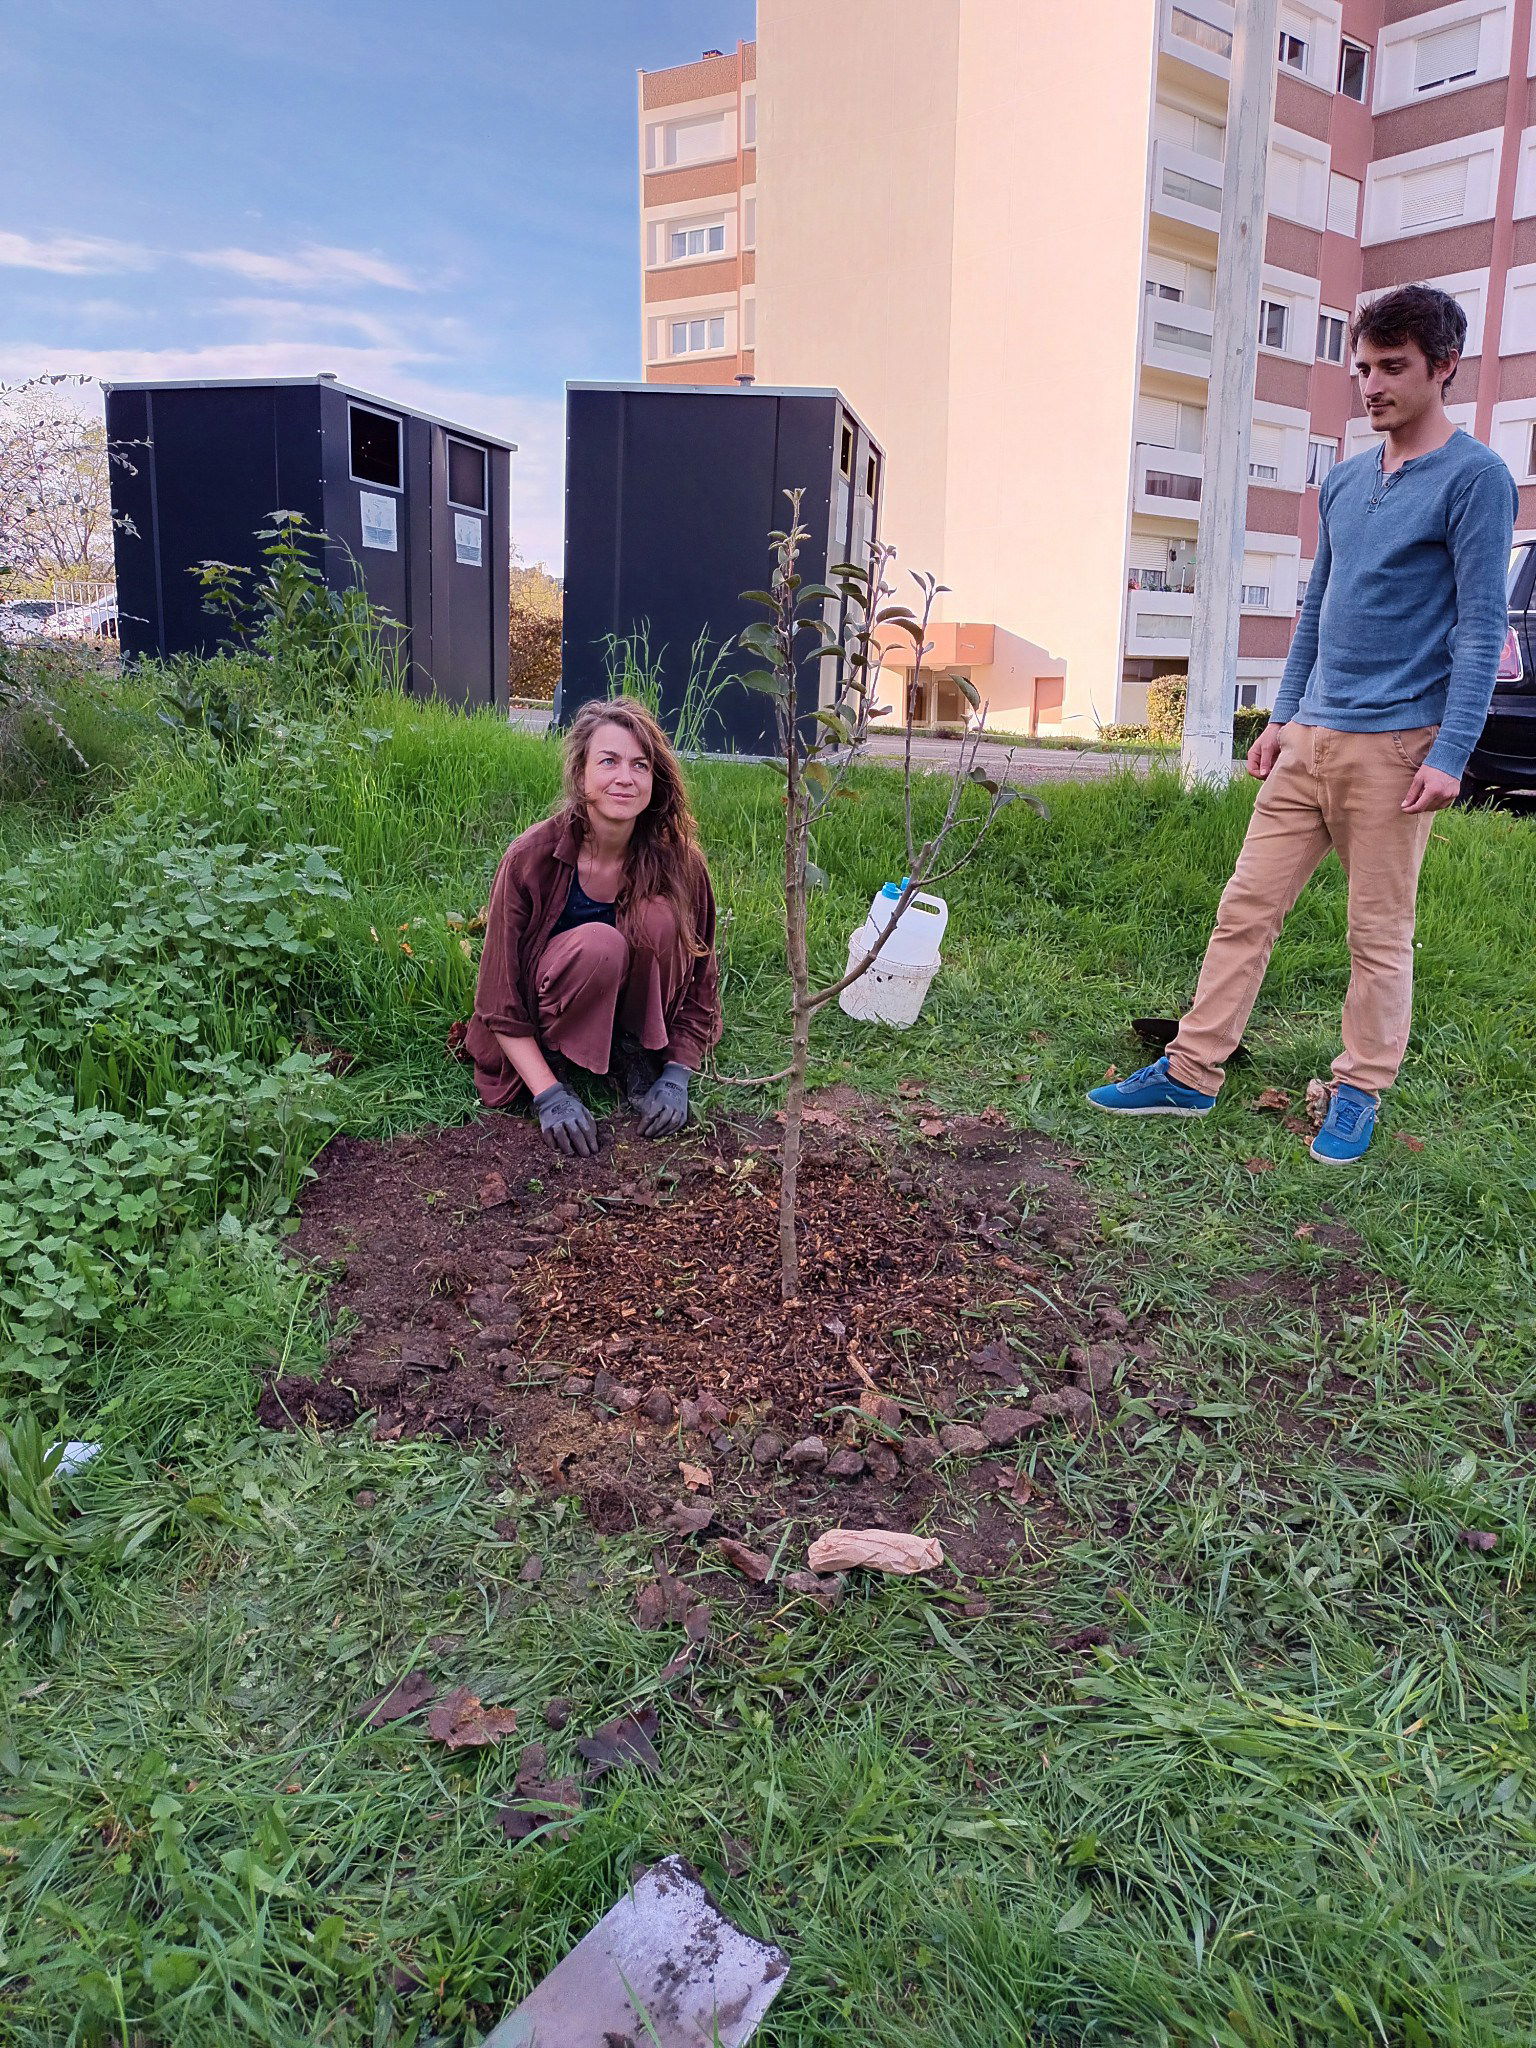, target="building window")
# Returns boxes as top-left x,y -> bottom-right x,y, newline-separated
1278,29 -> 1309,73
668,222 -> 726,260
446,439 -> 487,513
1339,37 -> 1370,100
1241,584 -> 1272,607
1397,159 -> 1468,230
1414,20 -> 1479,92
1526,421 -> 1536,480
1152,319 -> 1214,360
670,315 -> 726,355
1307,436 -> 1339,486
1296,575 -> 1309,607
1162,165 -> 1222,213
1258,299 -> 1289,351
1146,279 -> 1184,301
349,404 -> 402,491
1235,681 -> 1260,708
1170,6 -> 1232,59
743,194 -> 757,248
1249,458 -> 1280,483
743,90 -> 757,146
1327,170 -> 1360,236
652,111 -> 730,168
1317,311 -> 1347,363
1145,469 -> 1202,502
